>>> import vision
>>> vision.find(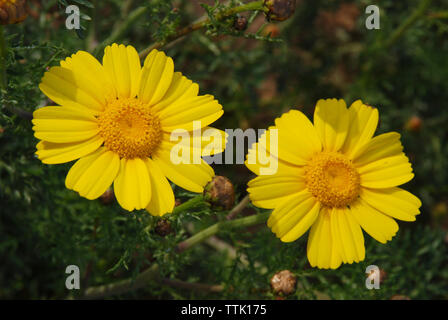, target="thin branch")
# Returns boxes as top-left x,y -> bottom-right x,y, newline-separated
93,6 -> 149,57
83,209 -> 270,299
138,0 -> 267,59
83,264 -> 160,299
383,0 -> 433,49
161,278 -> 224,293
226,195 -> 250,220
0,26 -> 7,91
176,211 -> 270,253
